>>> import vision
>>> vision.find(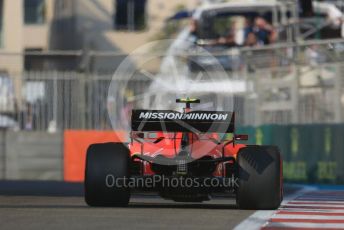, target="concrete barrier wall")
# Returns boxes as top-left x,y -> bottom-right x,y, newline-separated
0,126 -> 343,183
0,130 -> 6,180
5,131 -> 63,180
